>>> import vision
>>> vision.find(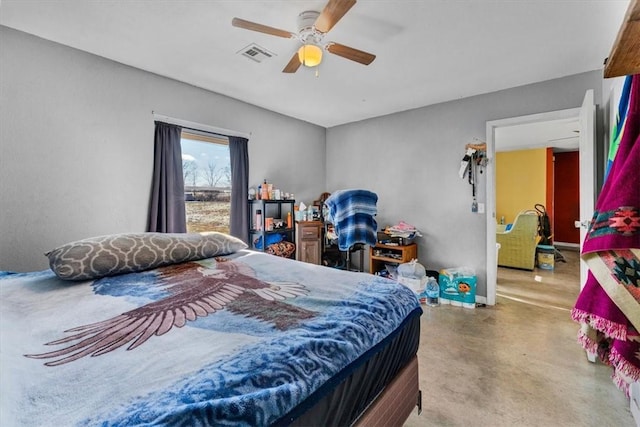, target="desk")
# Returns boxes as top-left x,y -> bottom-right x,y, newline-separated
369,243 -> 418,274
